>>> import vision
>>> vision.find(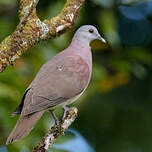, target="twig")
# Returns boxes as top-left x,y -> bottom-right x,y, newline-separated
0,0 -> 85,72
32,107 -> 78,152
